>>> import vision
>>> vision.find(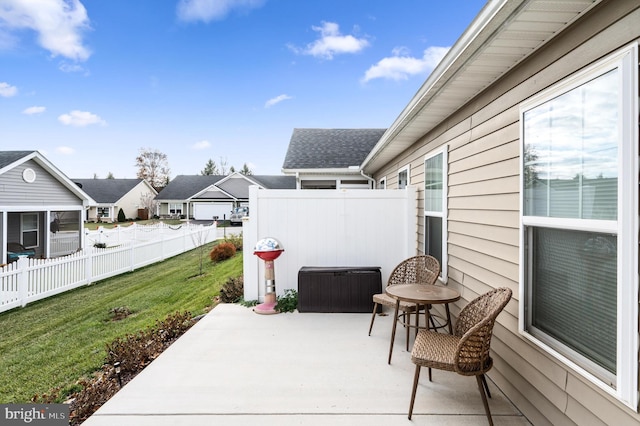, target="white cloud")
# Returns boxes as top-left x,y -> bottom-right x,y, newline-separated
265,94 -> 292,108
0,0 -> 91,61
362,46 -> 449,83
192,140 -> 211,150
56,146 -> 75,155
58,62 -> 86,73
0,82 -> 18,97
289,22 -> 369,60
58,110 -> 106,127
177,0 -> 265,23
23,106 -> 46,115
